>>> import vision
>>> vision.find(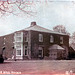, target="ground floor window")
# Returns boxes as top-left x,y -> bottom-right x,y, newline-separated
38,47 -> 43,58
16,50 -> 21,55
25,46 -> 28,55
